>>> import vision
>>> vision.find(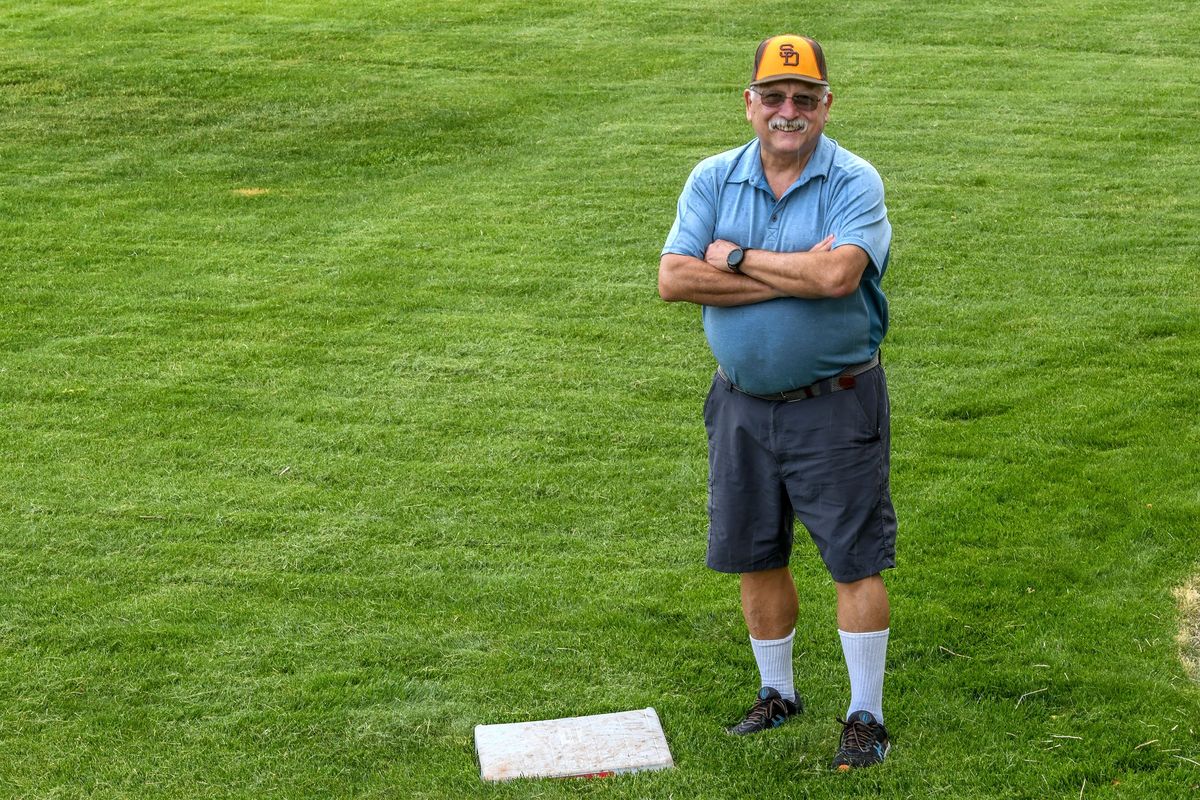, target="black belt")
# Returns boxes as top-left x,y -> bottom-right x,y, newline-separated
717,352 -> 880,402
